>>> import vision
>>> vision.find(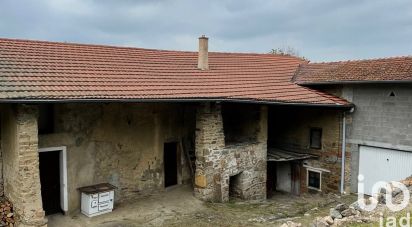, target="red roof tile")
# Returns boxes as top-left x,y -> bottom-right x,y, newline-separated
0,38 -> 349,106
294,56 -> 412,85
